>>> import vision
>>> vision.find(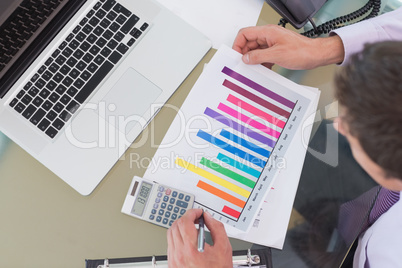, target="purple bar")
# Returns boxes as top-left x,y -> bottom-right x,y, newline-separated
222,66 -> 295,109
223,80 -> 290,118
204,107 -> 276,148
